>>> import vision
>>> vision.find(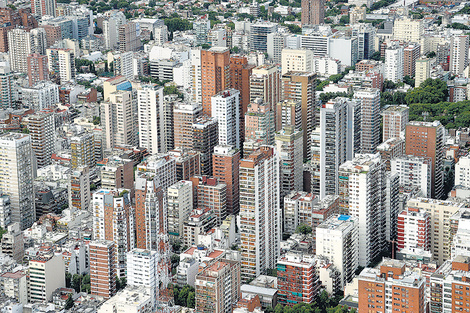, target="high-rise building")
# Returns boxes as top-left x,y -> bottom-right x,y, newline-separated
27,53 -> 49,87
126,249 -> 159,303
250,21 -> 278,52
100,158 -> 134,191
1,270 -> 27,304
391,155 -> 432,197
111,51 -> 133,81
68,166 -> 90,211
168,149 -> 200,182
211,89 -> 240,150
230,55 -> 254,121
392,18 -> 424,43
451,35 -> 470,75
382,105 -> 409,142
316,214 -> 359,288
26,111 -> 55,168
192,115 -> 218,177
0,223 -> 24,262
405,121 -> 445,199
351,24 -> 376,60
173,102 -> 202,150
8,28 -> 46,73
406,198 -> 464,265
0,62 -> 12,109
301,0 -> 325,25
338,153 -> 386,267
134,176 -> 169,250
415,57 -> 431,87
103,13 -> 126,50
31,0 -> 56,17
403,43 -> 421,77
101,91 -> 135,149
0,193 -> 10,229
213,145 -> 240,215
354,88 -> 380,154
46,48 -> 75,83
455,155 -> 470,188
396,206 -> 431,258
92,189 -> 134,277
319,98 -> 360,199
267,32 -> 288,63
137,85 -> 166,154
193,18 -> 210,46
190,49 -> 203,103
429,256 -> 470,313
377,137 -> 405,171
0,133 -> 35,230
21,81 -> 59,111
283,192 -> 340,240
384,42 -> 404,83
195,259 -> 241,313
28,254 -> 65,302
275,126 -> 303,200
167,180 -> 193,241
183,207 -> 216,247
201,47 -> 231,115
451,211 -> 470,259
71,131 -> 95,168
250,64 -> 281,112
277,253 -> 320,306
240,147 -> 280,282
244,98 -> 275,148
357,259 -> 426,313
276,100 -> 301,131
135,153 -> 177,190
281,49 -> 314,75
190,176 -> 227,226
281,71 -> 317,159
119,22 -> 141,52
89,240 -> 117,299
